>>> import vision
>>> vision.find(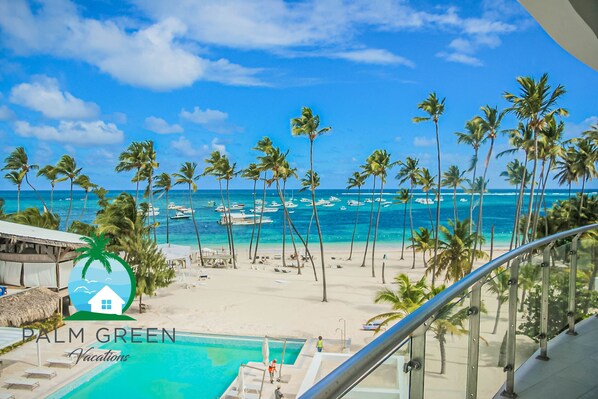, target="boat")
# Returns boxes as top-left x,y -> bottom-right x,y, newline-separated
365,199 -> 373,203
285,201 -> 298,208
215,205 -> 228,213
347,200 -> 364,206
460,198 -> 468,202
270,201 -> 282,207
328,196 -> 341,202
340,206 -> 347,211
207,200 -> 216,207
323,203 -> 335,207
182,208 -> 193,214
218,212 -> 273,225
383,204 -> 390,208
300,198 -> 311,203
167,202 -> 180,210
170,211 -> 190,220
415,198 -> 434,205
362,321 -> 383,331
230,203 -> 245,210
143,205 -> 160,216
288,210 -> 295,214
255,199 -> 263,205
250,206 -> 279,213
